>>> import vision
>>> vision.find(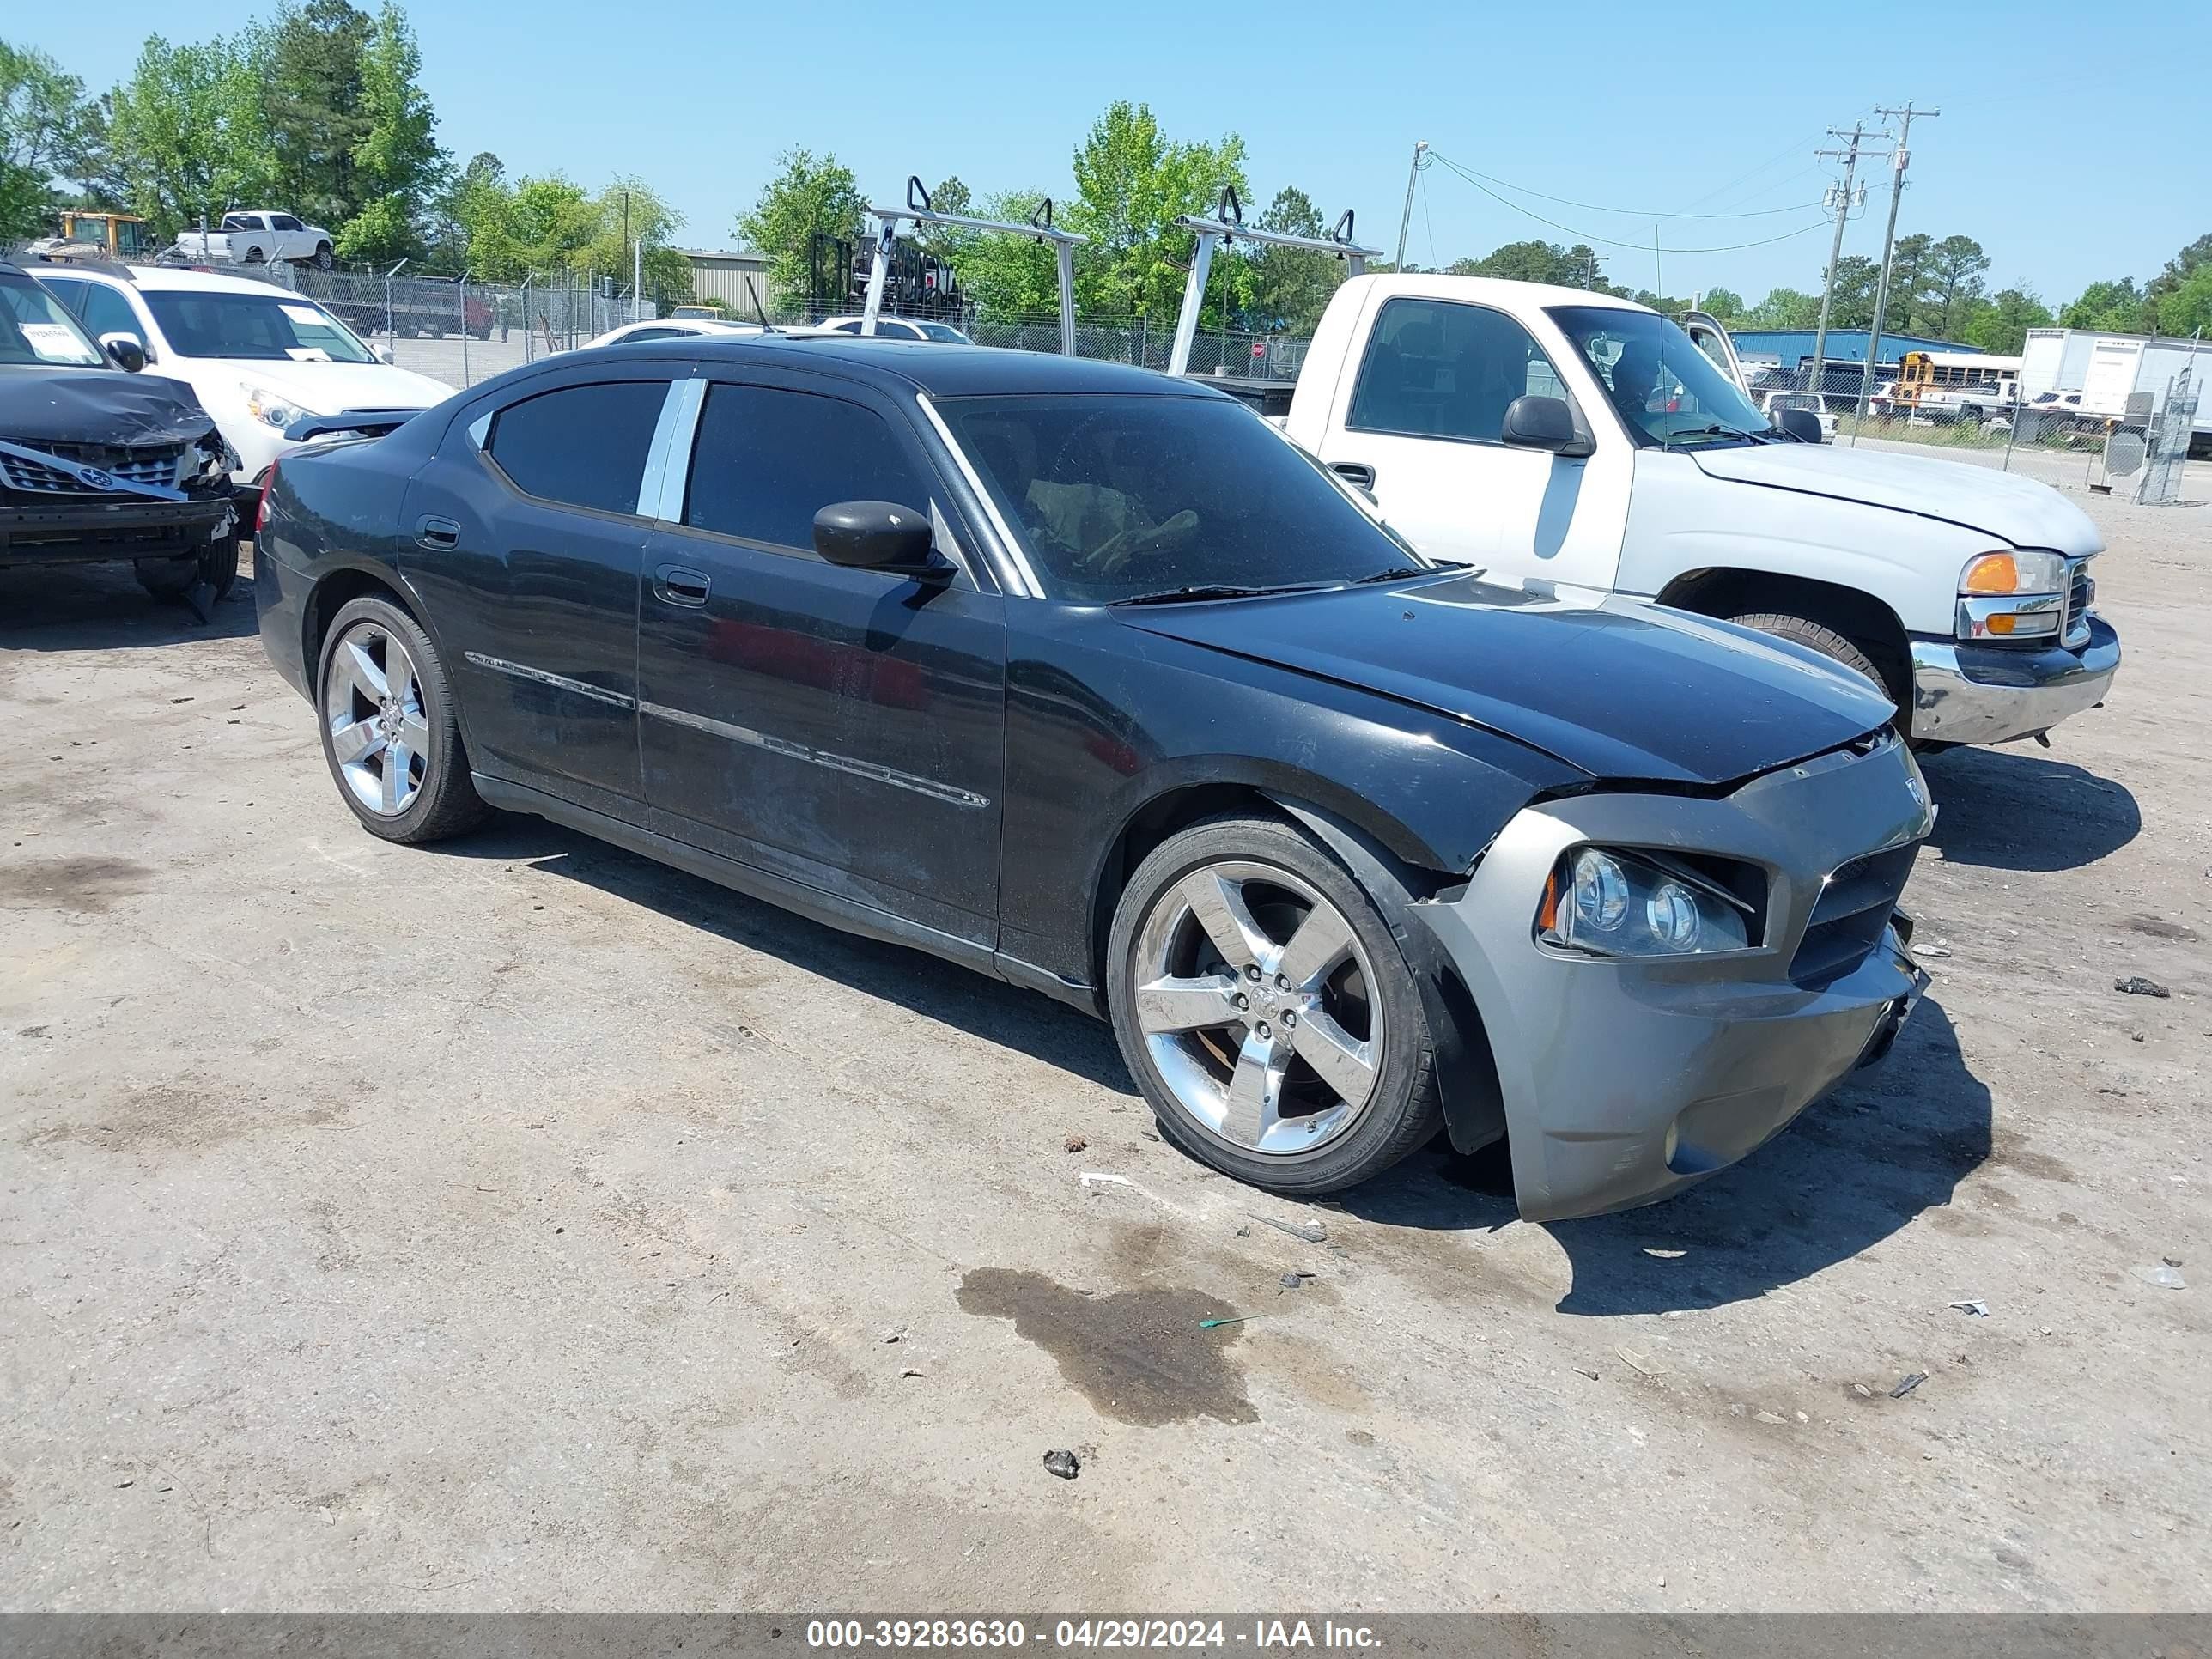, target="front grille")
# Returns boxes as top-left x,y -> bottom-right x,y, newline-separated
0,441 -> 186,496
1790,841 -> 1918,988
2063,558 -> 2094,648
